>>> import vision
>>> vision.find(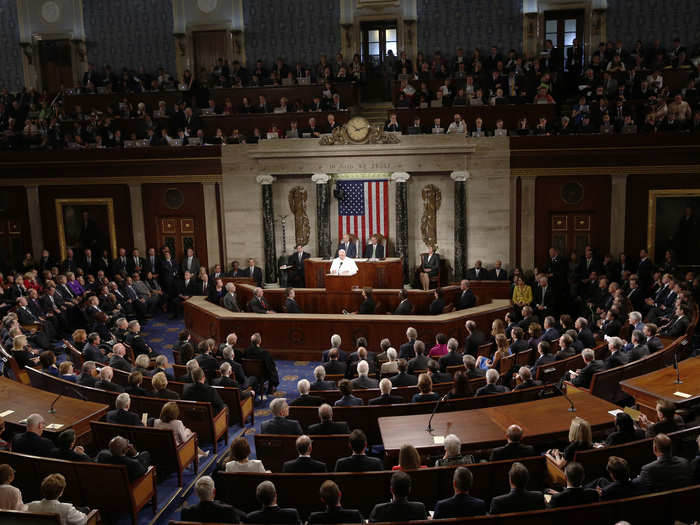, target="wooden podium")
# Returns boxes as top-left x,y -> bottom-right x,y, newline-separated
304,258 -> 403,288
324,273 -> 363,292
